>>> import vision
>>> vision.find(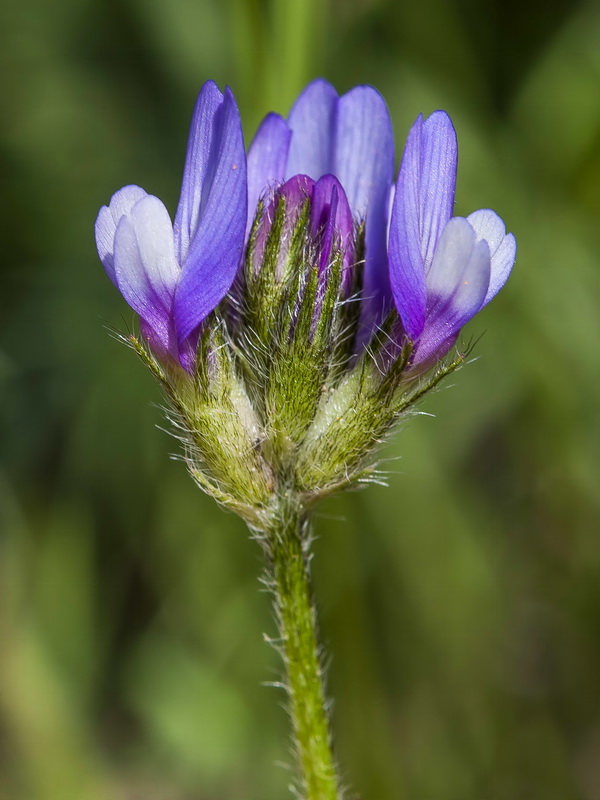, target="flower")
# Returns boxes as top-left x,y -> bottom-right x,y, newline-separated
95,81 -> 247,370
94,78 -> 518,518
388,111 -> 516,367
95,78 -> 515,374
